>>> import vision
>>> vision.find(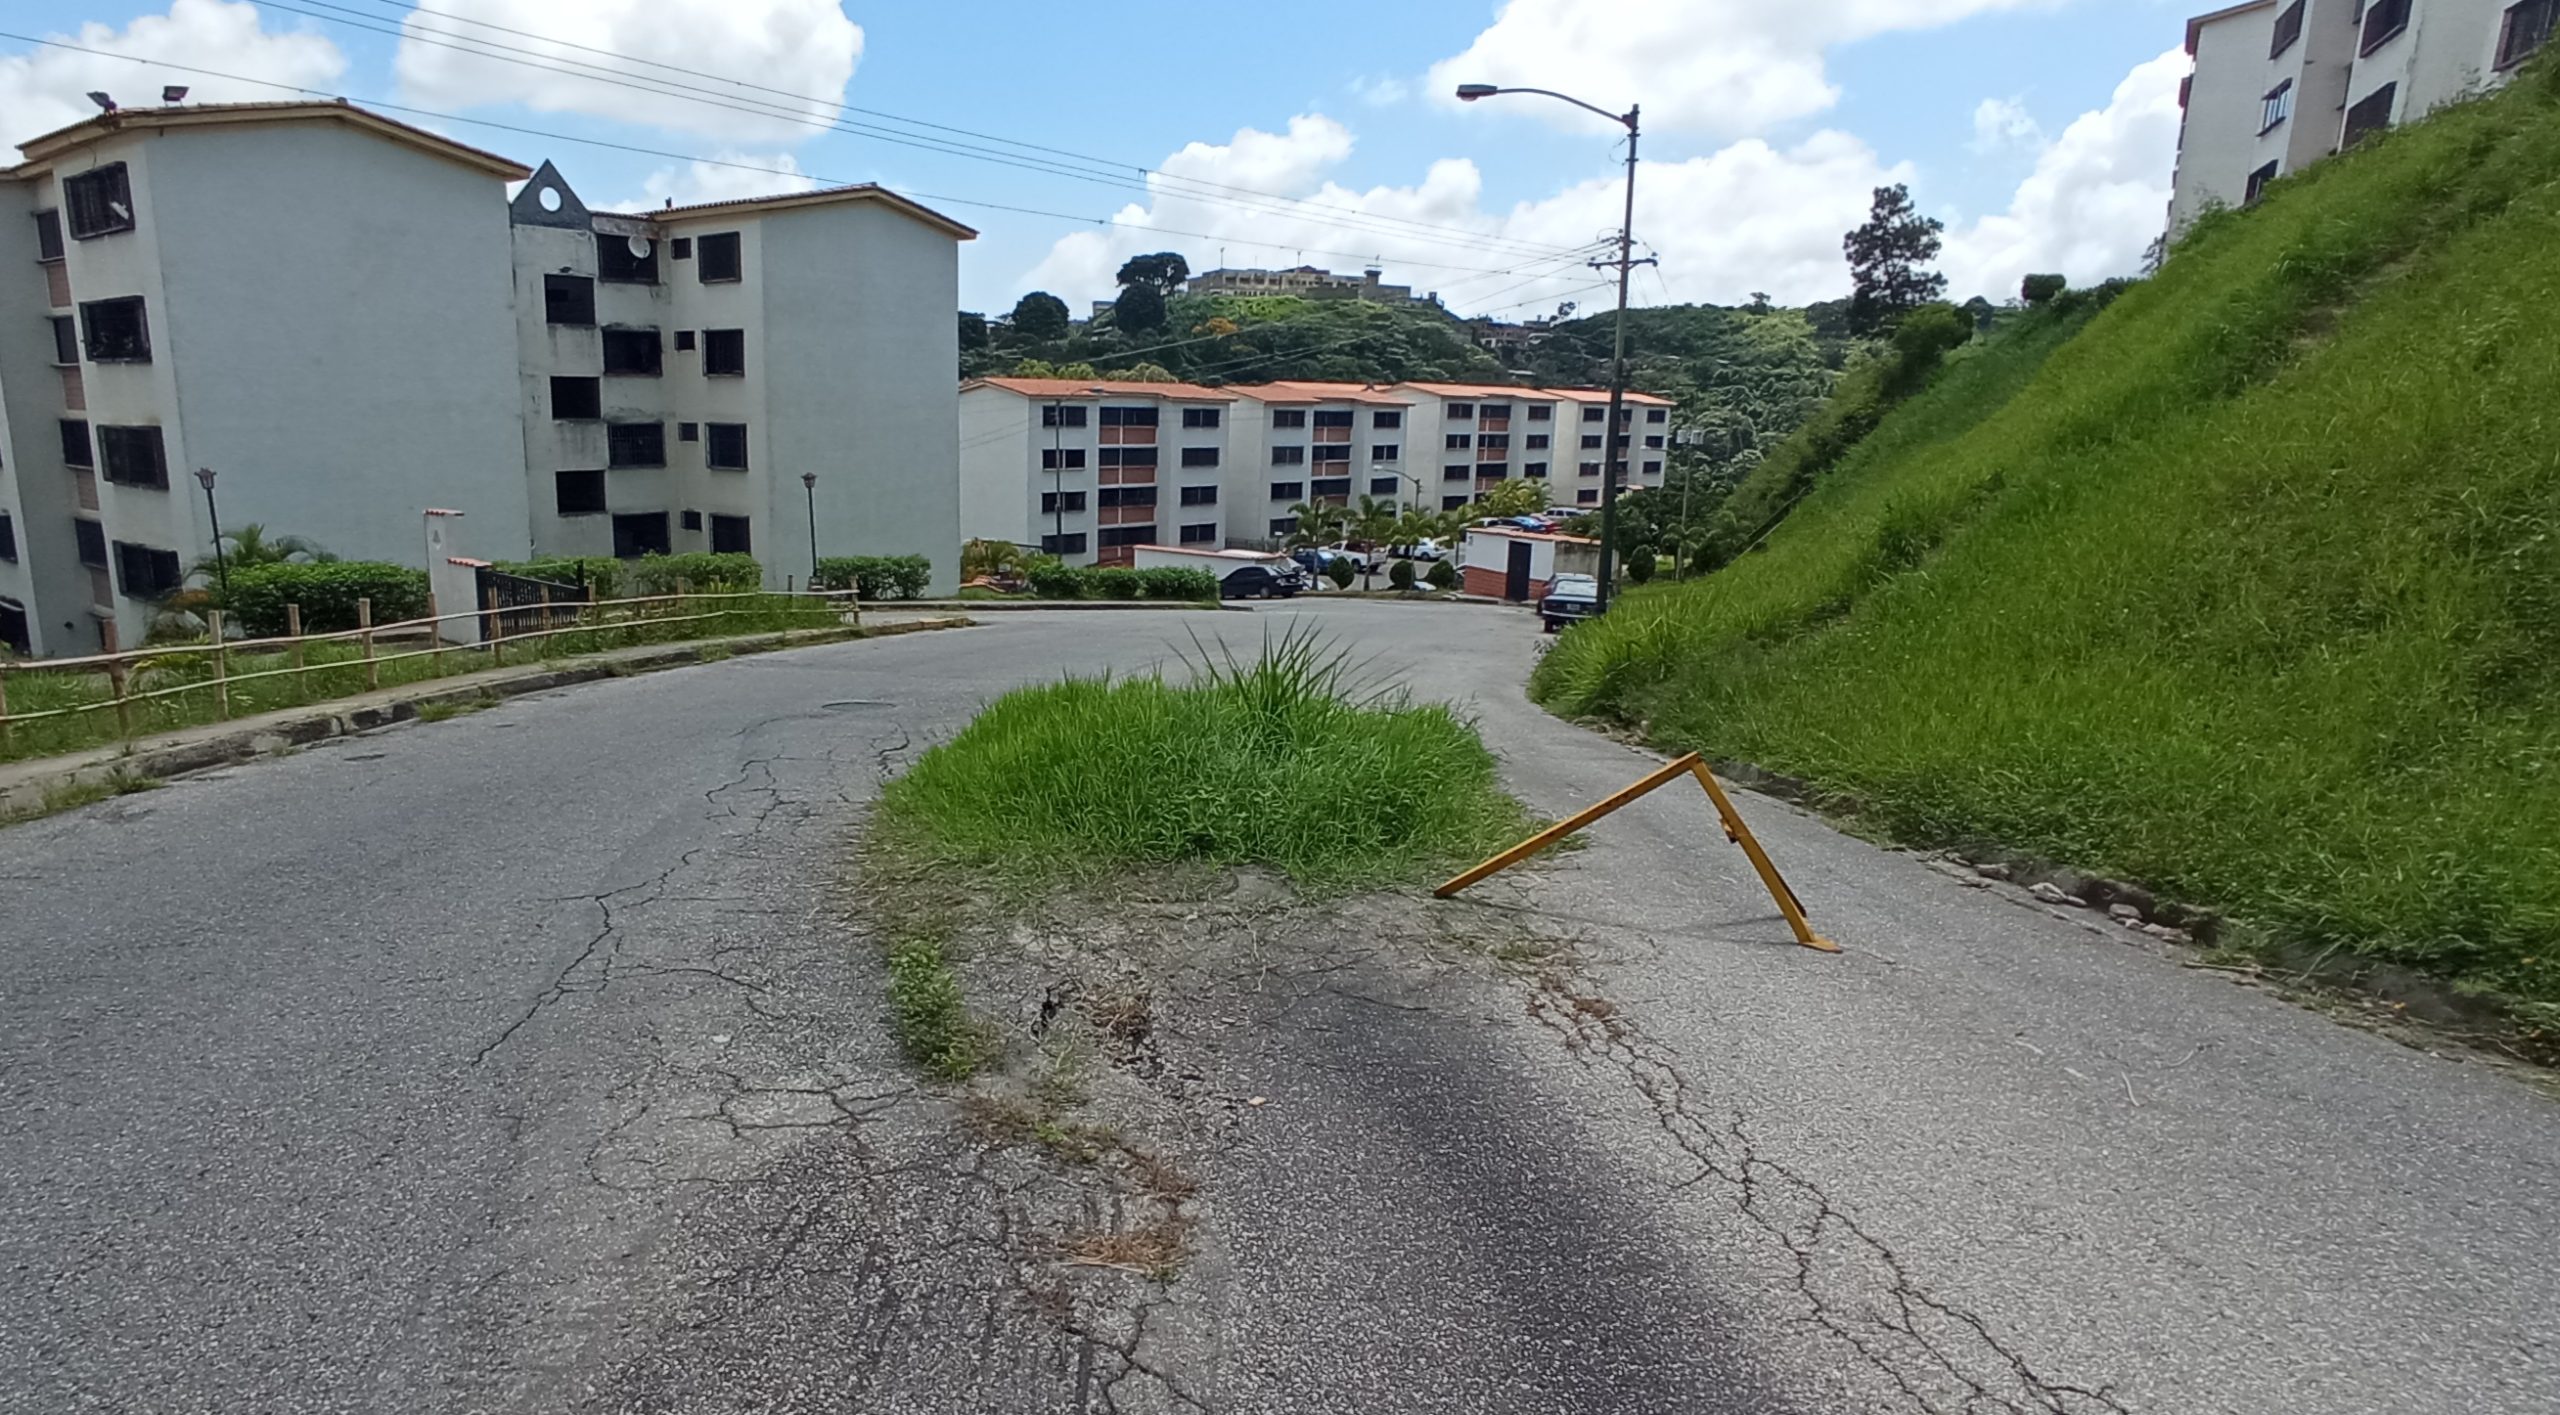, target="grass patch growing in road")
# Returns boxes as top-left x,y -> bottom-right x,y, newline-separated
871,629 -> 1530,891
